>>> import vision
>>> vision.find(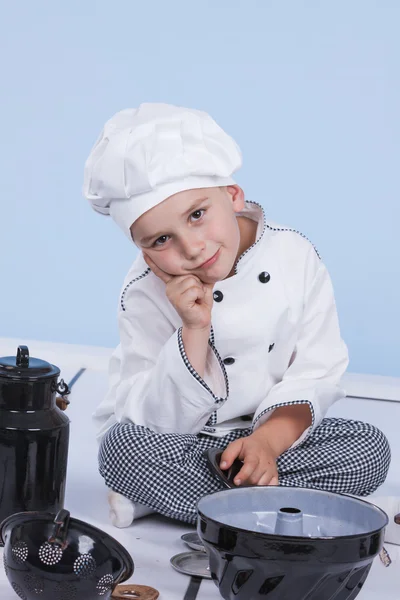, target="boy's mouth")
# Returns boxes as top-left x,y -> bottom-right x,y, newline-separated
198,248 -> 221,269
